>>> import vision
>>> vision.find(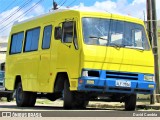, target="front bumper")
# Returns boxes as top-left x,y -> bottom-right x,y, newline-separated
78,70 -> 156,94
